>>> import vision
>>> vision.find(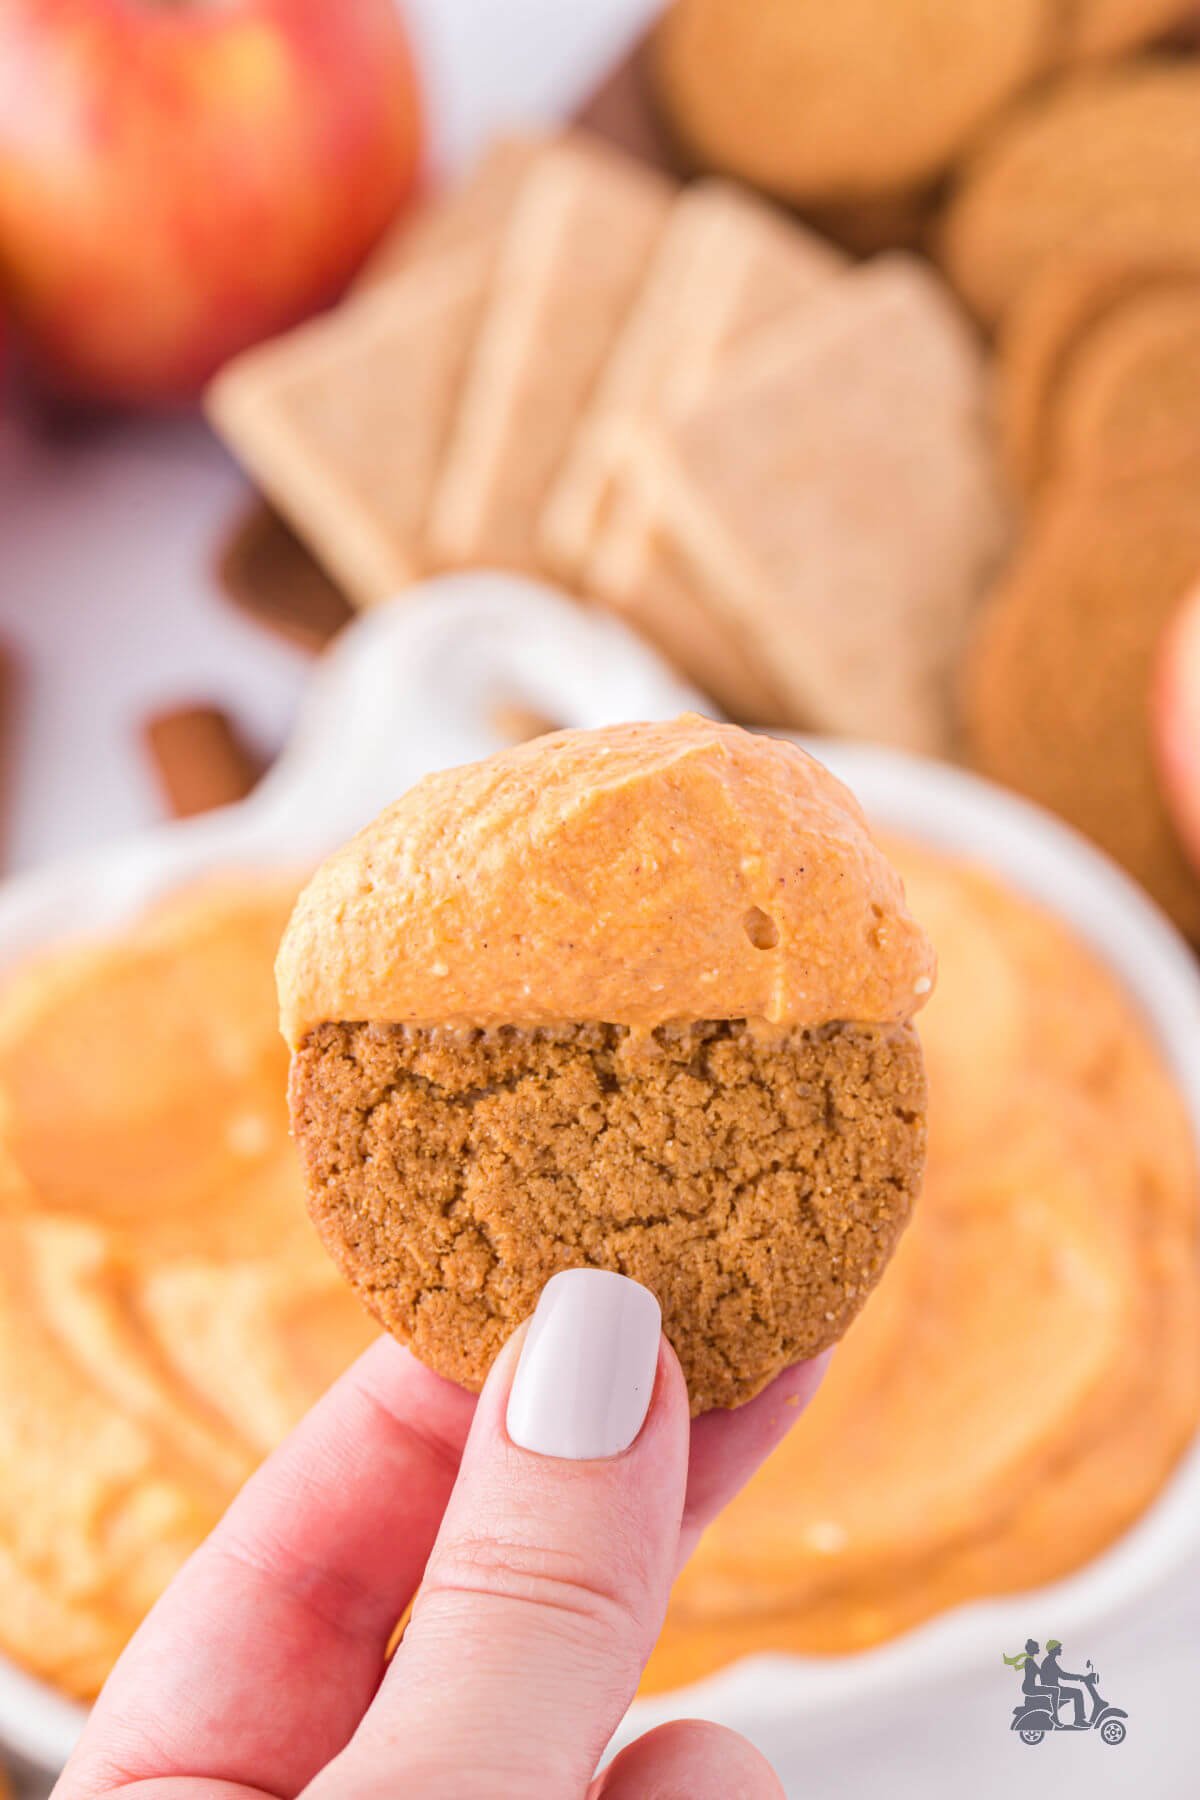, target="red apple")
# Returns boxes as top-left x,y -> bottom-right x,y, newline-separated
1154,578 -> 1200,878
0,0 -> 422,405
